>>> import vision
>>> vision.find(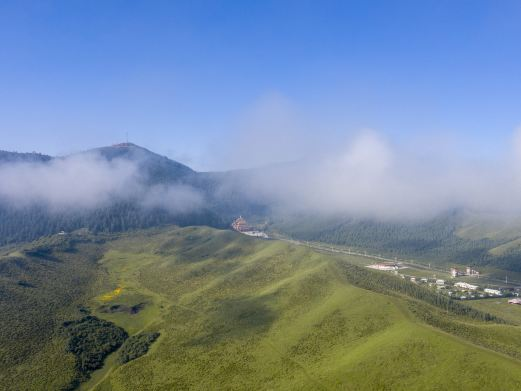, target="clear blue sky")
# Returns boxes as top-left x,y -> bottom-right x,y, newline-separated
1,0 -> 520,169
